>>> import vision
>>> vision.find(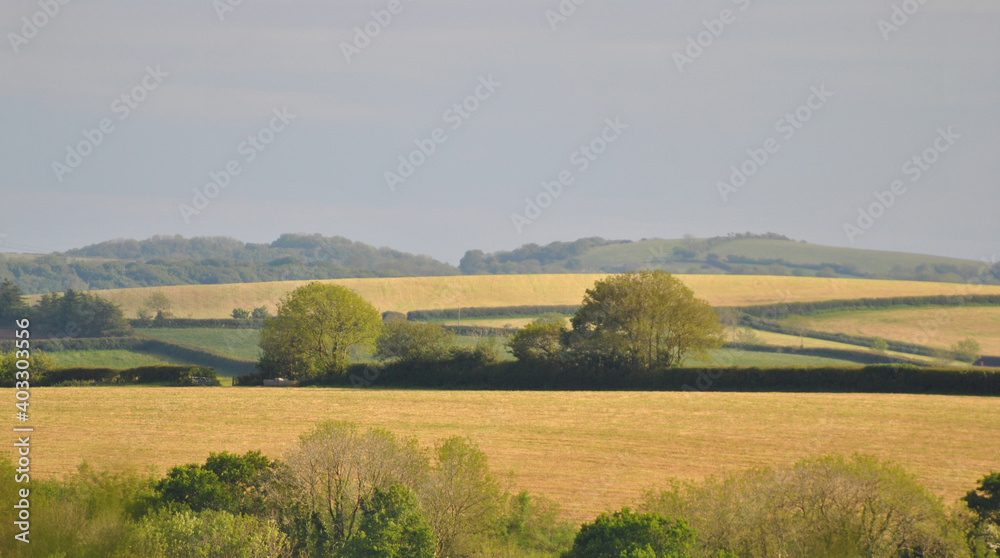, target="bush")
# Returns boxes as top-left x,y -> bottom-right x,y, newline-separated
565,508 -> 696,558
155,451 -> 276,515
119,510 -> 292,558
507,321 -> 566,363
340,485 -> 437,558
641,455 -> 970,557
375,320 -> 456,363
25,364 -> 219,387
